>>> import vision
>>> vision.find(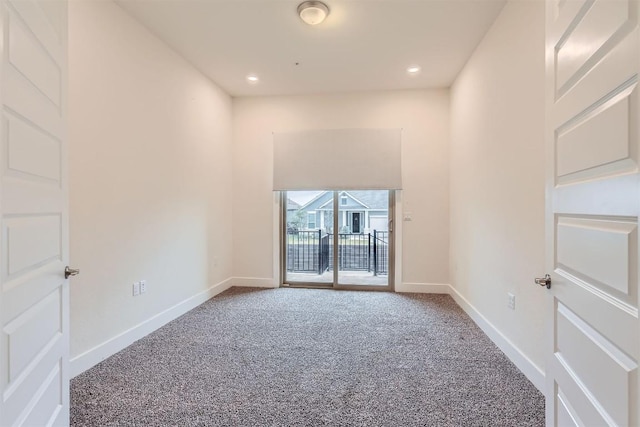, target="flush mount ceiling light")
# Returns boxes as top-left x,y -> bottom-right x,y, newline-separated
407,65 -> 421,76
246,74 -> 259,84
297,1 -> 329,26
